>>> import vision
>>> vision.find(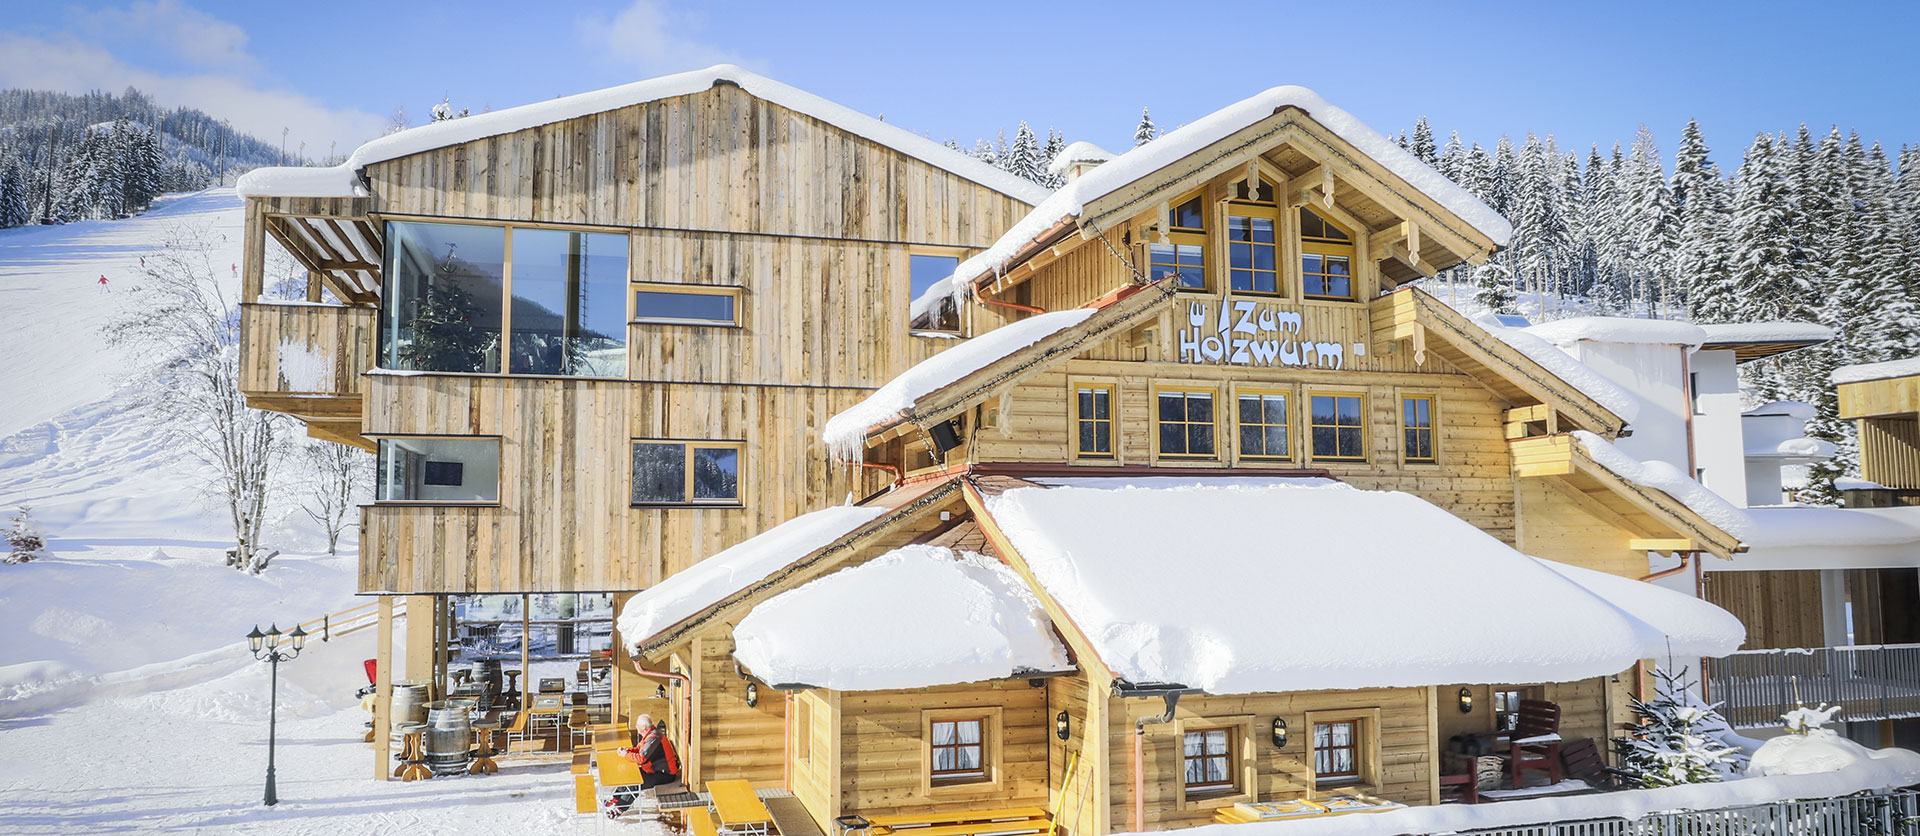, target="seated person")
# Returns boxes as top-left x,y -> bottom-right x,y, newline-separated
606,714 -> 683,818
